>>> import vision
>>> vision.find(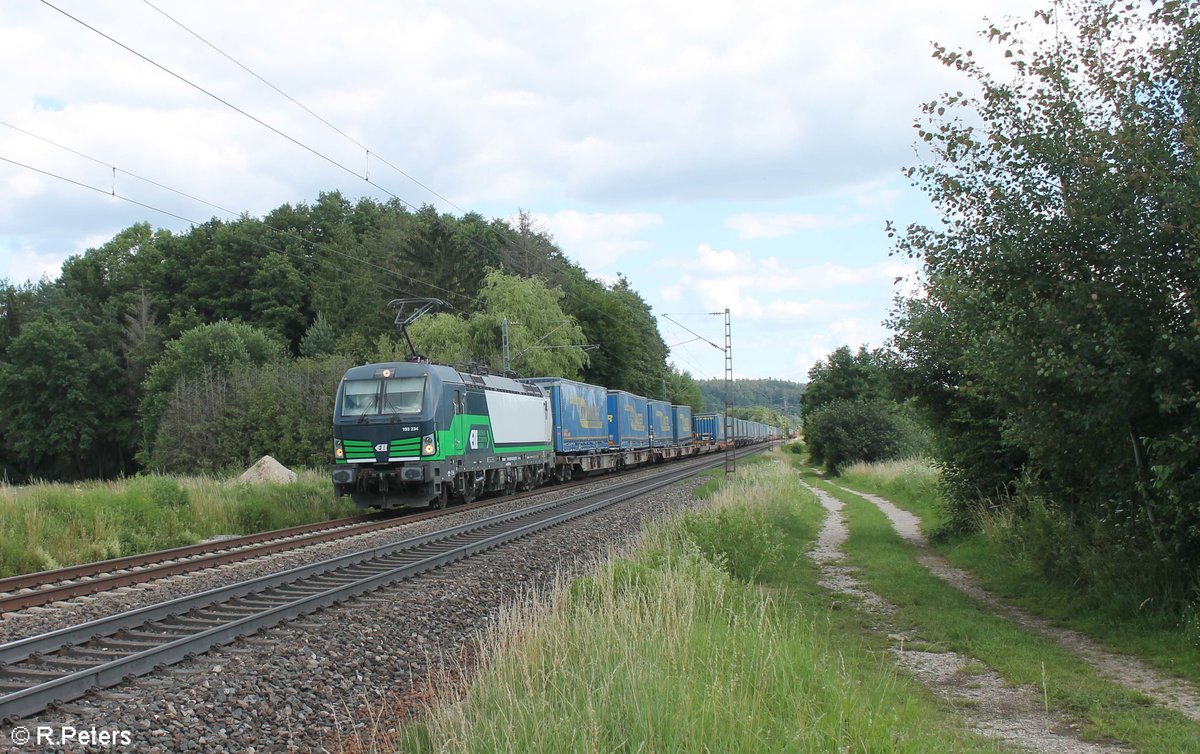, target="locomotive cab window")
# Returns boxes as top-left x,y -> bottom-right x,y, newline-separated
383,377 -> 425,414
341,377 -> 426,417
341,380 -> 379,416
